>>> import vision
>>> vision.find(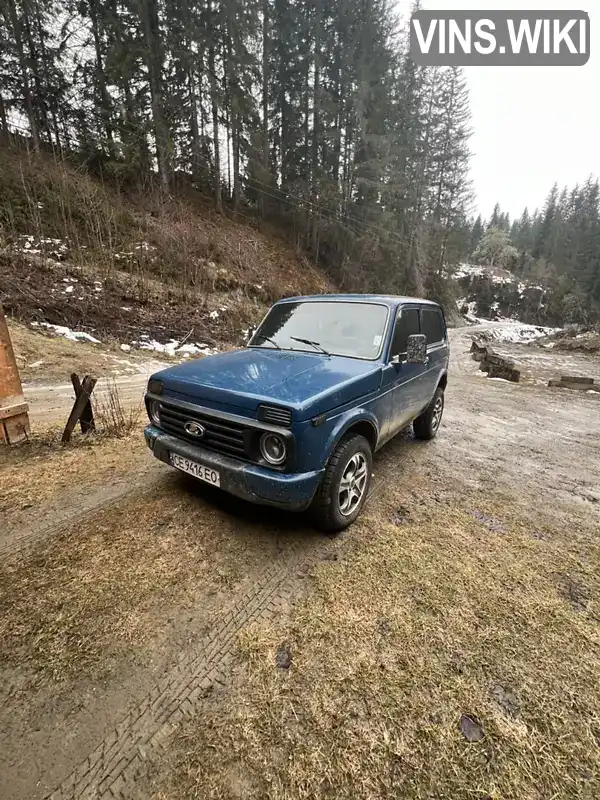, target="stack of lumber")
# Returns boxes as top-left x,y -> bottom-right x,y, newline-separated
470,340 -> 521,383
